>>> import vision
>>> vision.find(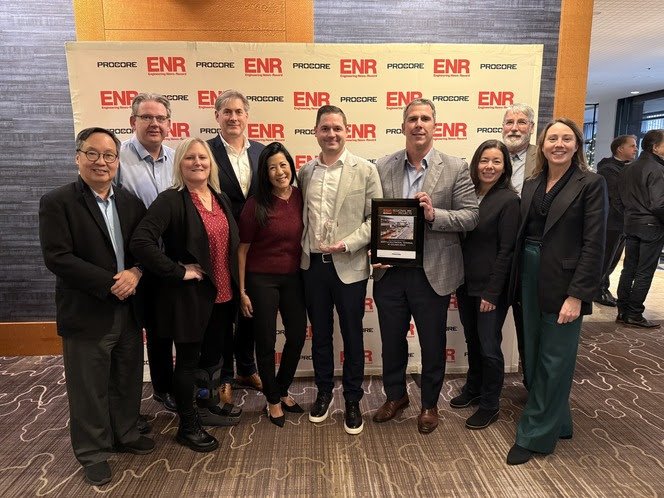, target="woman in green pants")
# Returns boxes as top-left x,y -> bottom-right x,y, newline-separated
506,118 -> 607,465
